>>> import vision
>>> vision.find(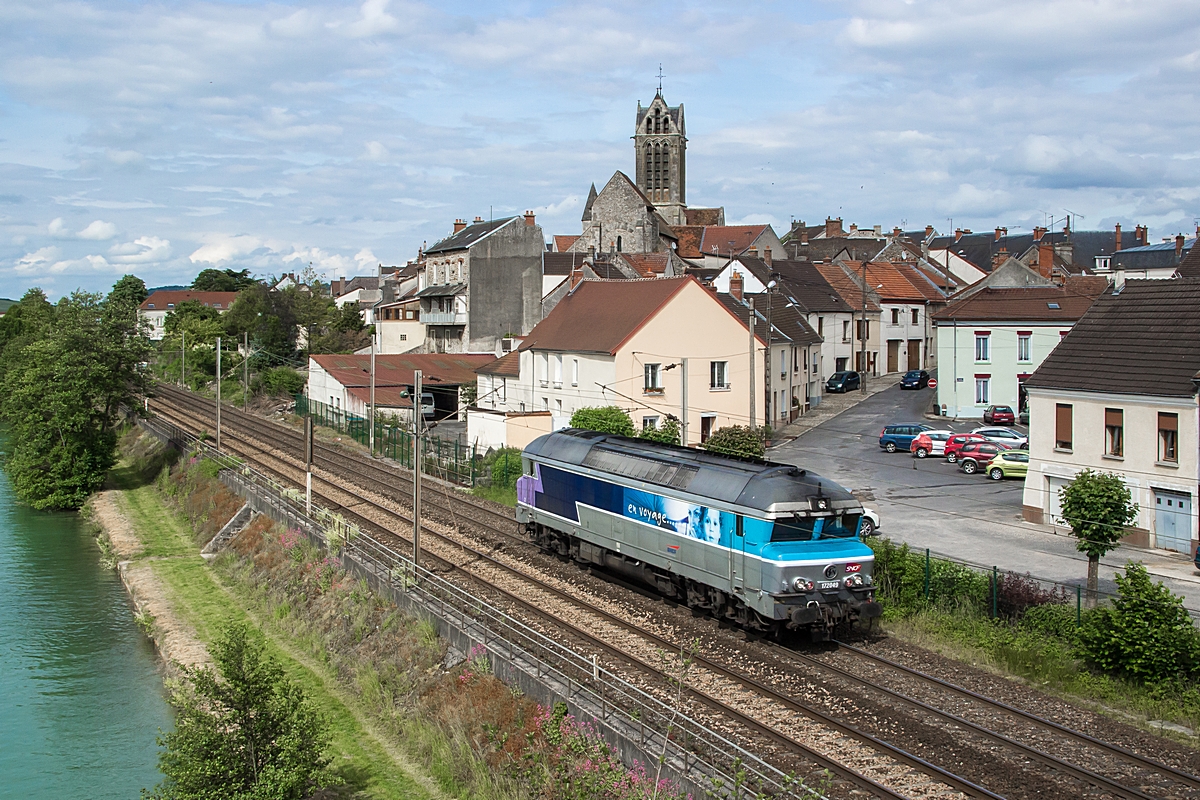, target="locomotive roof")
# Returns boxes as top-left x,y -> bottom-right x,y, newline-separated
523,428 -> 857,513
